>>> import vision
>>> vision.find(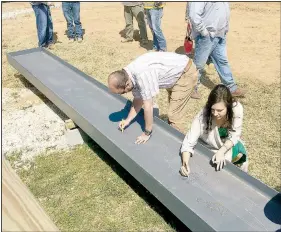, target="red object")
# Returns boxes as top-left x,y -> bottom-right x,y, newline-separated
184,37 -> 193,54
184,22 -> 193,54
